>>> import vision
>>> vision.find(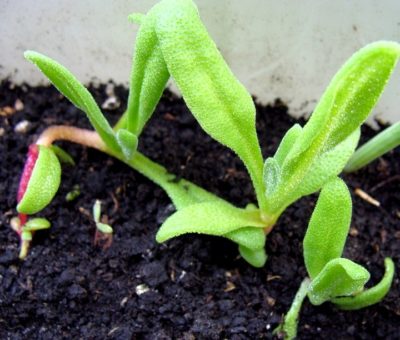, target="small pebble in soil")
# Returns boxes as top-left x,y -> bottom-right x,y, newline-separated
14,120 -> 30,133
135,283 -> 150,295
